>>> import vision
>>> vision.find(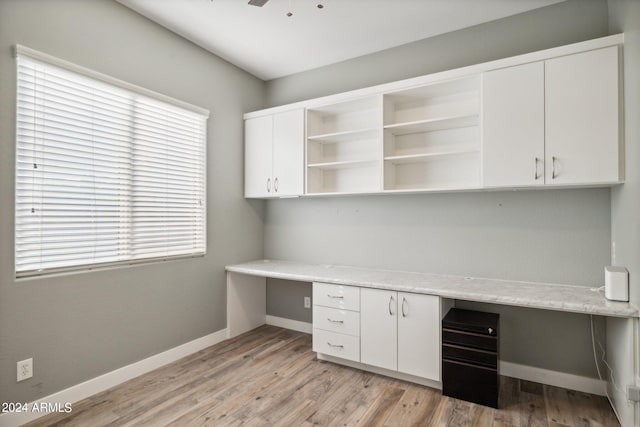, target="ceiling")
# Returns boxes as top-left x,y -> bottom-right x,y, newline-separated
117,0 -> 565,81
